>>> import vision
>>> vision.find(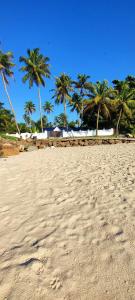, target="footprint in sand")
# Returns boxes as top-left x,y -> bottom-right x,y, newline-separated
50,277 -> 62,290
